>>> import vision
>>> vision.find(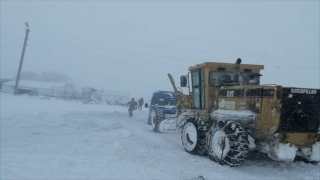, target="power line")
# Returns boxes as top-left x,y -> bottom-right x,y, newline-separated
30,30 -> 319,61
2,34 -> 319,70
4,35 -> 319,63
264,65 -> 319,70
12,38 -> 319,70
27,38 -> 200,61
